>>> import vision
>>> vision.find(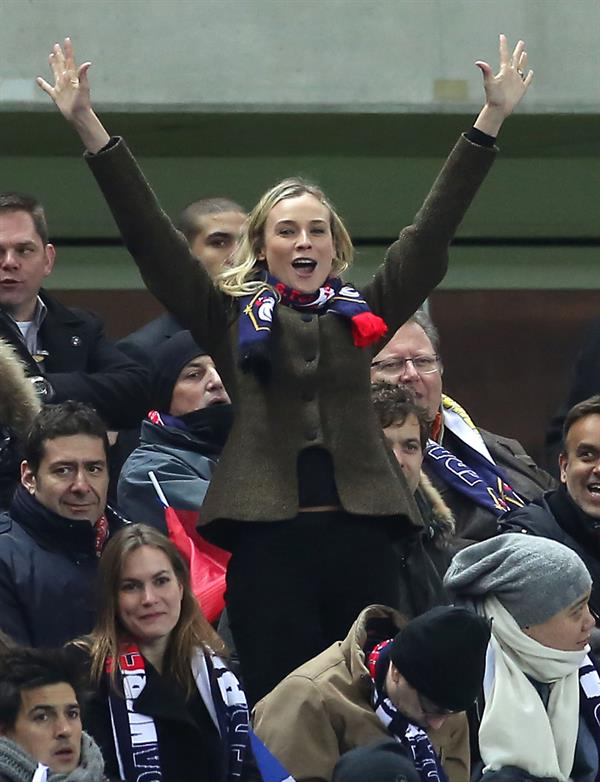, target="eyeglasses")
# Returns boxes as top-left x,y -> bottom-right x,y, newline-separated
417,691 -> 457,718
371,355 -> 440,377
